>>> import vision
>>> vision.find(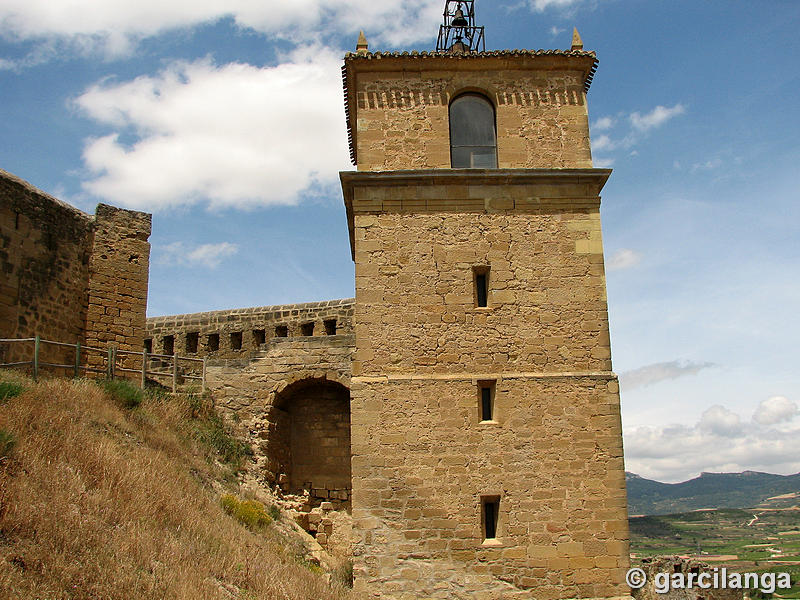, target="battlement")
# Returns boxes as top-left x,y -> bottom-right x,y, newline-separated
145,298 -> 355,359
